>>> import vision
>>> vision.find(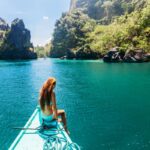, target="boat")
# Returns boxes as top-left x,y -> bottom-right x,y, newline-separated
9,106 -> 80,150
